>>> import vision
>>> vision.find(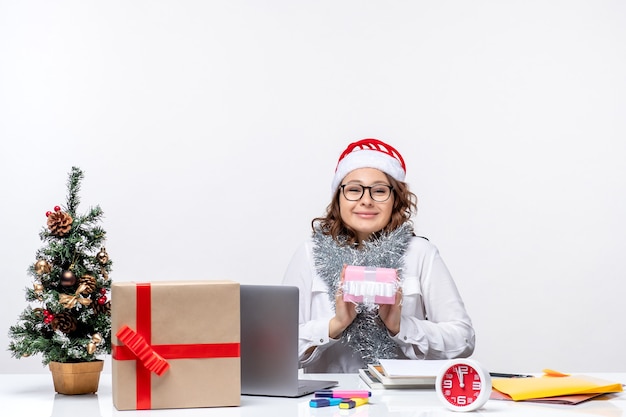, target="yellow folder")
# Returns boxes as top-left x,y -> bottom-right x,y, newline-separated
492,374 -> 623,401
